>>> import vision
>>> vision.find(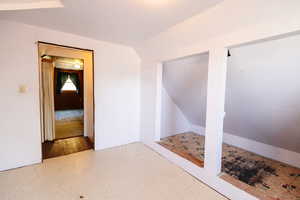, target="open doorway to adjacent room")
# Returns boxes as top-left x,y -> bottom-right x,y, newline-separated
38,42 -> 94,159
219,34 -> 300,200
157,52 -> 209,168
54,57 -> 84,140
